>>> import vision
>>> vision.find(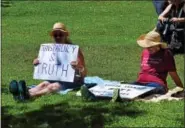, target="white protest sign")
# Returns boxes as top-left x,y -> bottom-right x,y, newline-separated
89,84 -> 155,99
33,43 -> 79,82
